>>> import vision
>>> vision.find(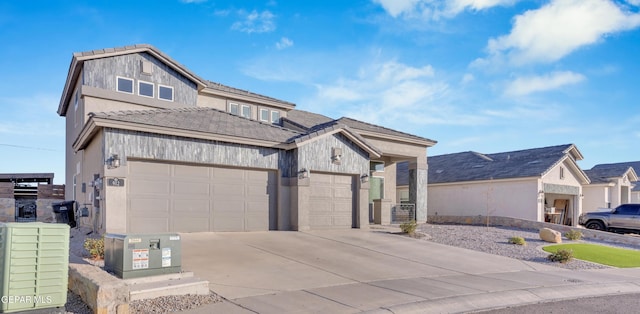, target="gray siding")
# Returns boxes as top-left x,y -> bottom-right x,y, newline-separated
83,52 -> 197,106
296,133 -> 369,175
105,129 -> 288,171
